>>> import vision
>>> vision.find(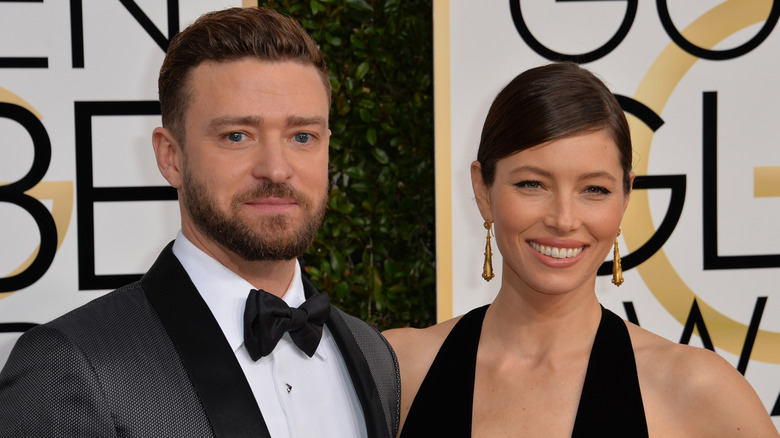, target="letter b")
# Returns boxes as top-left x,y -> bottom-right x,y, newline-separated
0,103 -> 57,292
